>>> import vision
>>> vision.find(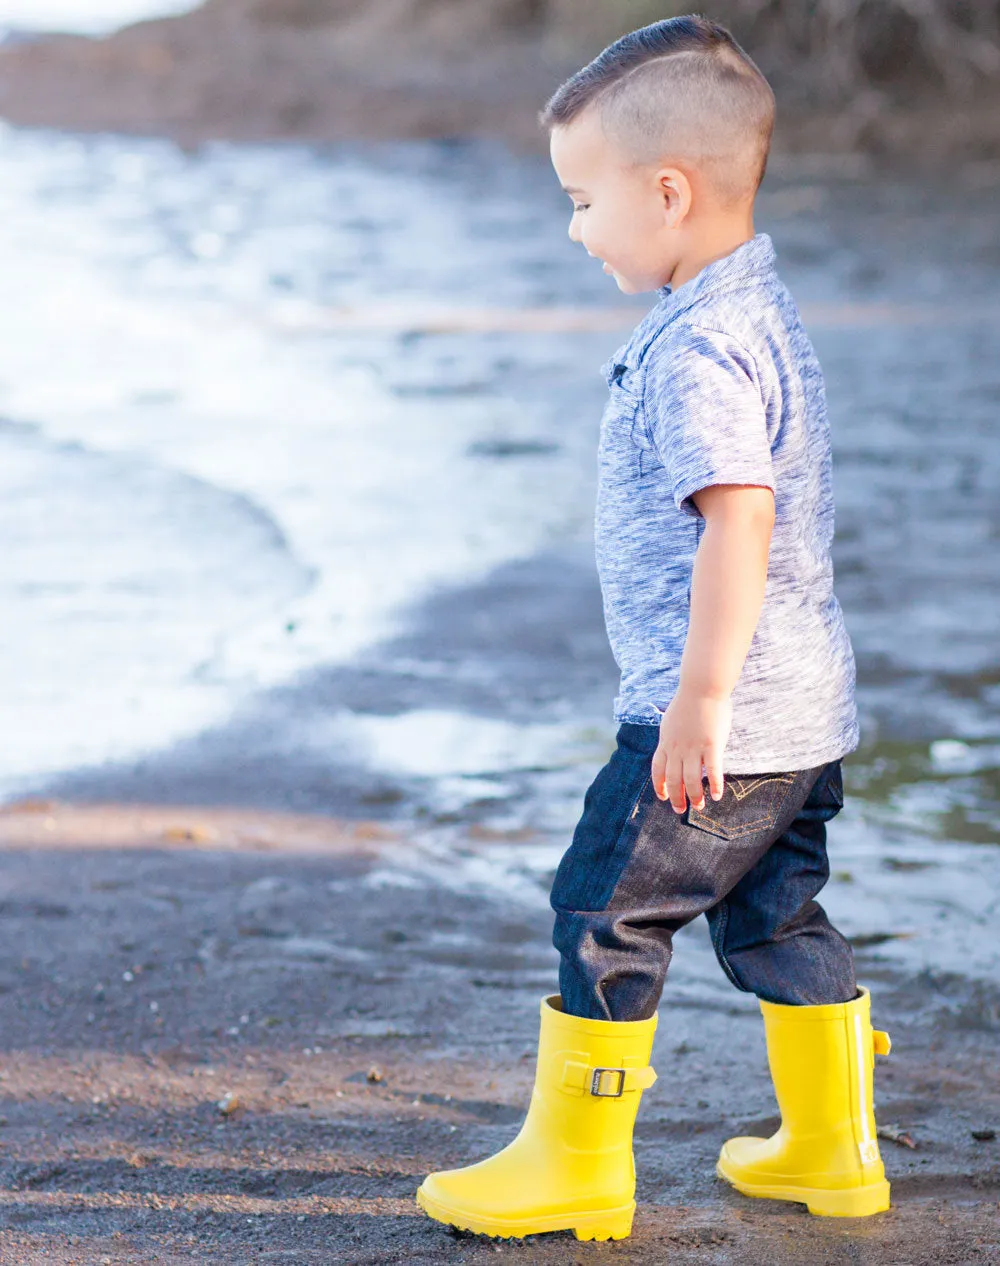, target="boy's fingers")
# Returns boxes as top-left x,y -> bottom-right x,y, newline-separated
666,753 -> 687,814
705,753 -> 725,801
685,754 -> 706,811
651,746 -> 667,799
